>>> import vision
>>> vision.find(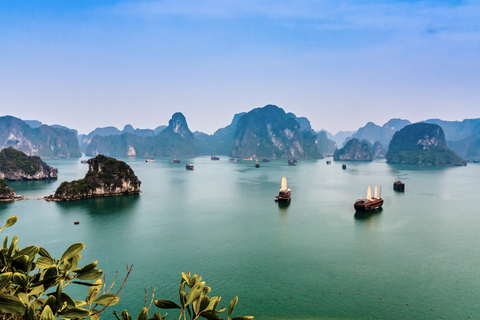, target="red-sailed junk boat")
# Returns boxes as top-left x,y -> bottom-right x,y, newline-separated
354,185 -> 383,212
